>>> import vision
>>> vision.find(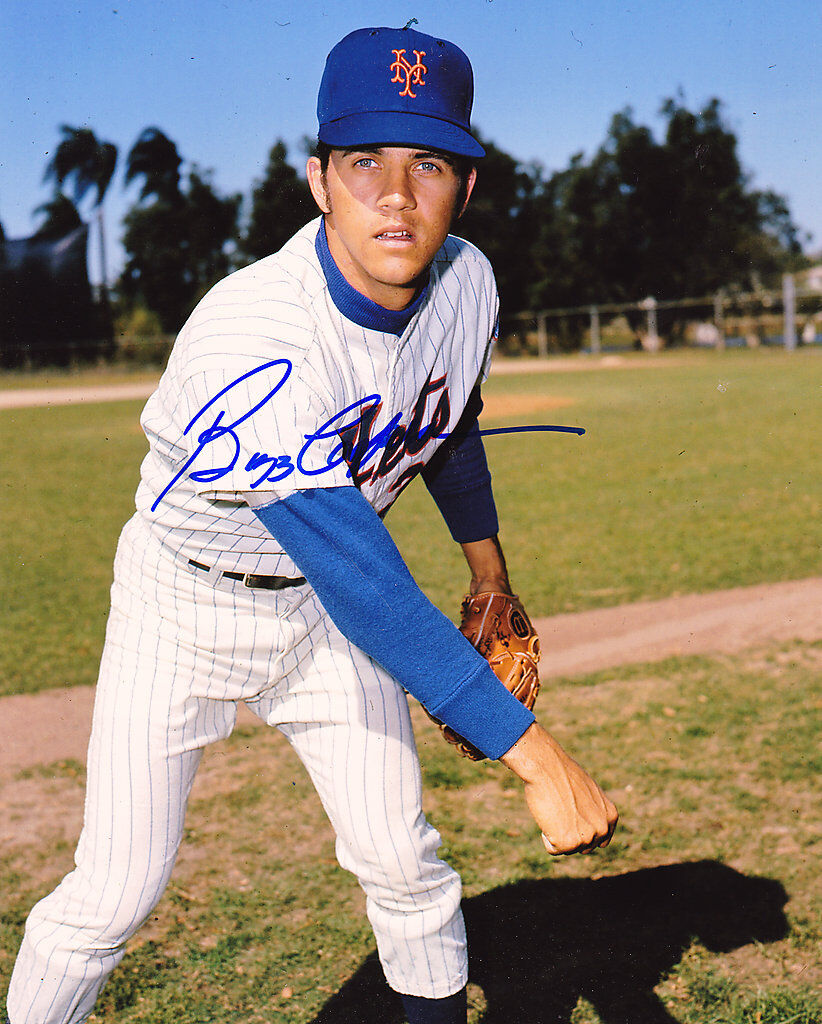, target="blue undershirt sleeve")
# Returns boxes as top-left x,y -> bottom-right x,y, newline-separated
421,387 -> 499,543
249,485 -> 534,760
